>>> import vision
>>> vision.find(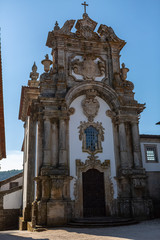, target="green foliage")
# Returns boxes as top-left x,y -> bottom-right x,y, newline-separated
0,169 -> 23,181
